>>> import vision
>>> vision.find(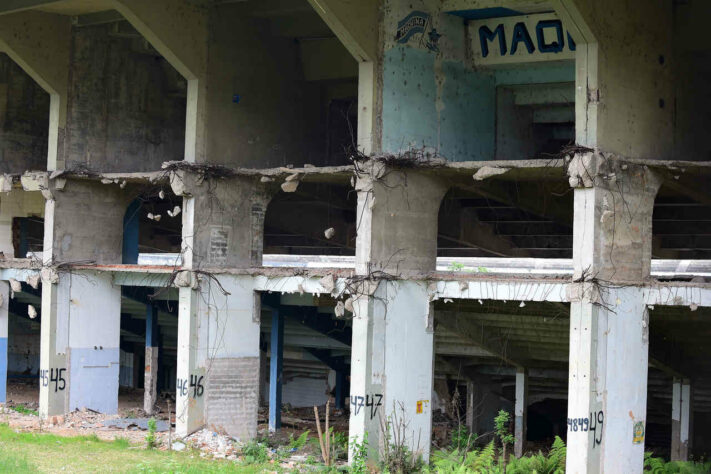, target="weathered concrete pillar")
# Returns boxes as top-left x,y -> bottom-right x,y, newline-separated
349,163 -> 446,464
171,171 -> 270,440
34,176 -> 130,419
566,153 -> 661,473
0,281 -> 8,403
514,368 -> 528,458
143,304 -> 159,414
671,378 -> 692,461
